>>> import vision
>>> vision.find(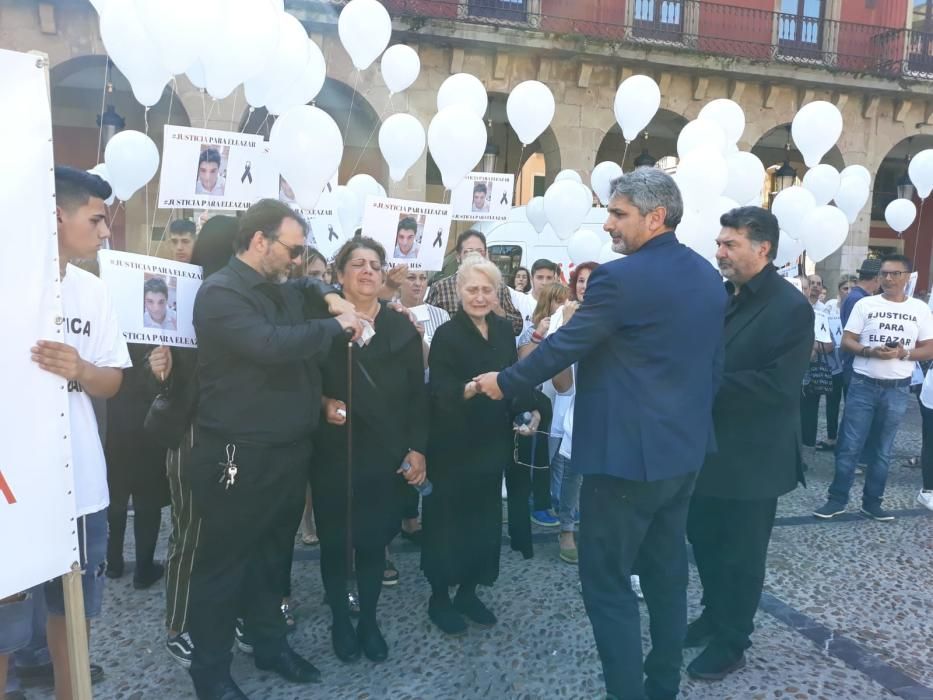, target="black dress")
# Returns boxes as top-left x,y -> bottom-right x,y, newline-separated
422,310 -> 535,588
312,301 -> 429,552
